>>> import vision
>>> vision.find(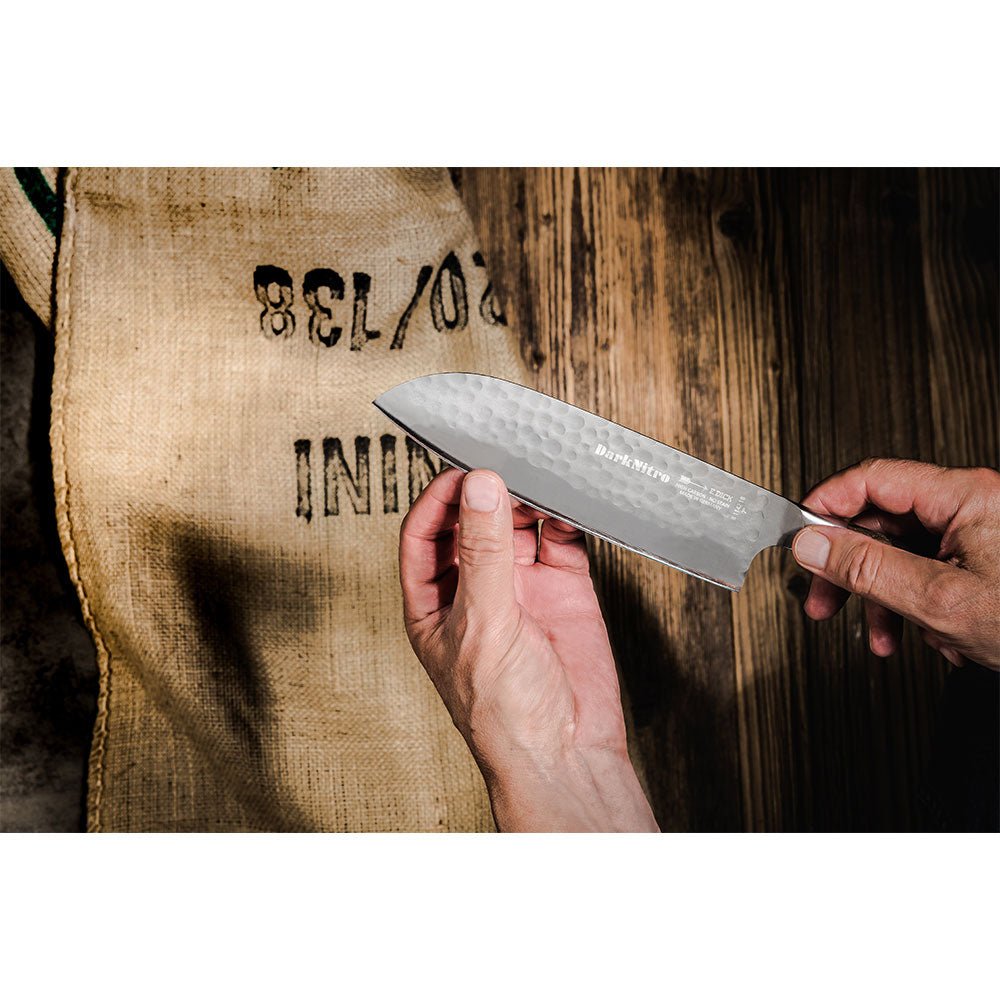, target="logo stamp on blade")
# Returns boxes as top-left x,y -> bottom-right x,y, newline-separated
594,443 -> 749,519
594,443 -> 671,482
